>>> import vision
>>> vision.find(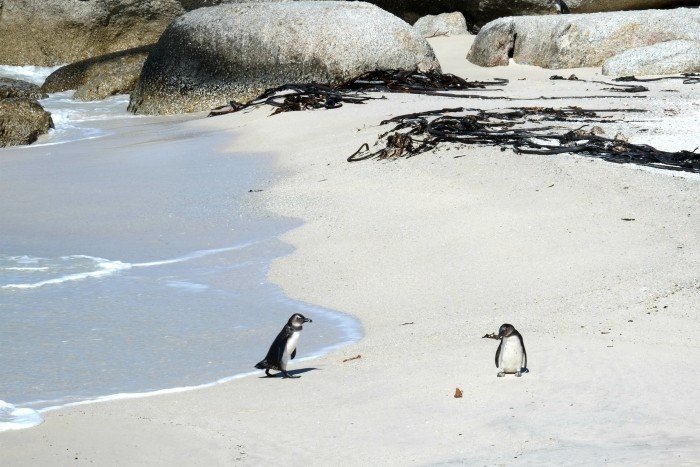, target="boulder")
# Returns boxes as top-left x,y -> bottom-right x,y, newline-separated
128,1 -> 441,115
0,78 -> 47,100
41,45 -> 153,101
0,1 -> 217,66
563,0 -> 697,13
602,40 -> 700,76
367,0 -> 561,29
467,8 -> 700,68
365,0 -> 696,30
414,12 -> 469,37
0,98 -> 54,147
